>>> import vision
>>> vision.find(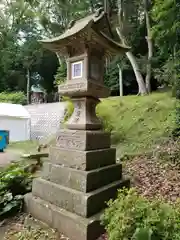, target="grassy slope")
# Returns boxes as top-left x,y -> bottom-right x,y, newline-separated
7,92 -> 175,159
97,92 -> 175,158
